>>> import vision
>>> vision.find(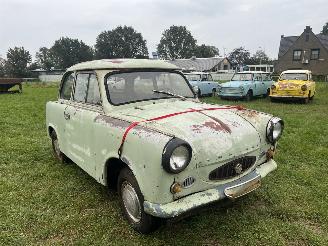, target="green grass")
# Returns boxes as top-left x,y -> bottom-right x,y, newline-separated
1,83 -> 328,245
